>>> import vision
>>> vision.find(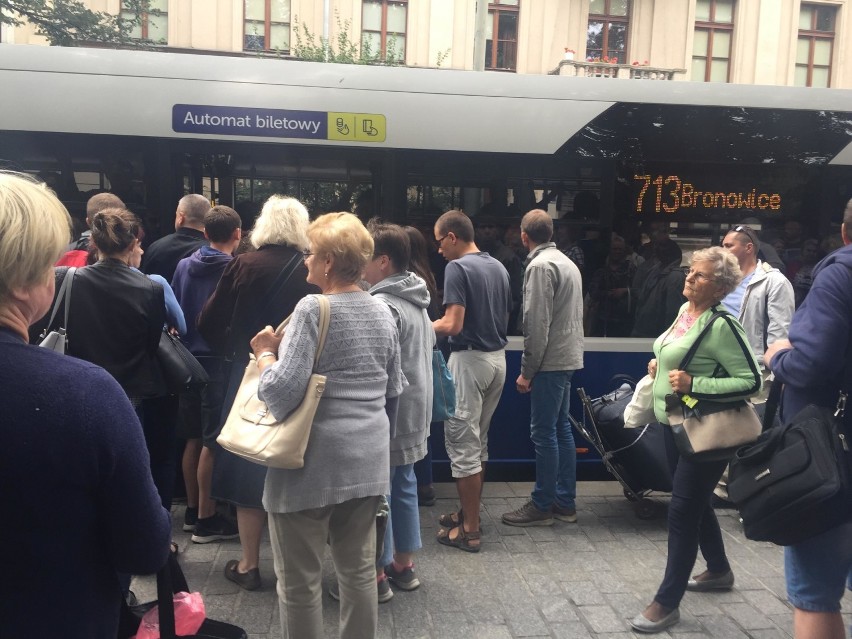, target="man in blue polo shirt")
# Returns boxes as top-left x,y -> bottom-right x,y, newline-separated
432,210 -> 511,553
